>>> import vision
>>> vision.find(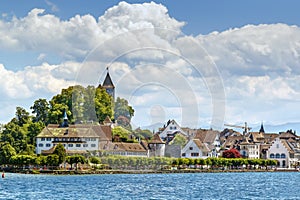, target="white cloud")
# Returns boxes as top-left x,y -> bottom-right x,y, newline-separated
1,2 -> 300,129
